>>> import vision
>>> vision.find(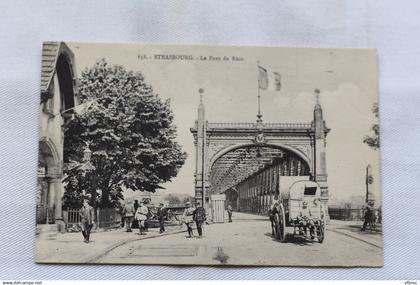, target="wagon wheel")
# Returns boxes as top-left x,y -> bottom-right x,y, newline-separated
317,219 -> 325,243
274,205 -> 286,242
